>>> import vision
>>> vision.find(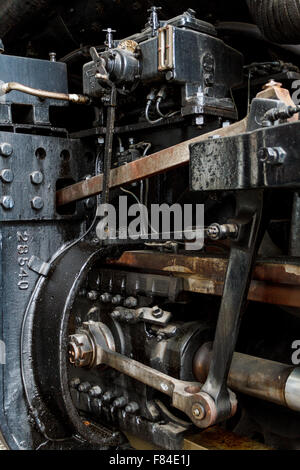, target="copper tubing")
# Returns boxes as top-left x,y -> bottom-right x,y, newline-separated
0,82 -> 89,104
193,343 -> 300,411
